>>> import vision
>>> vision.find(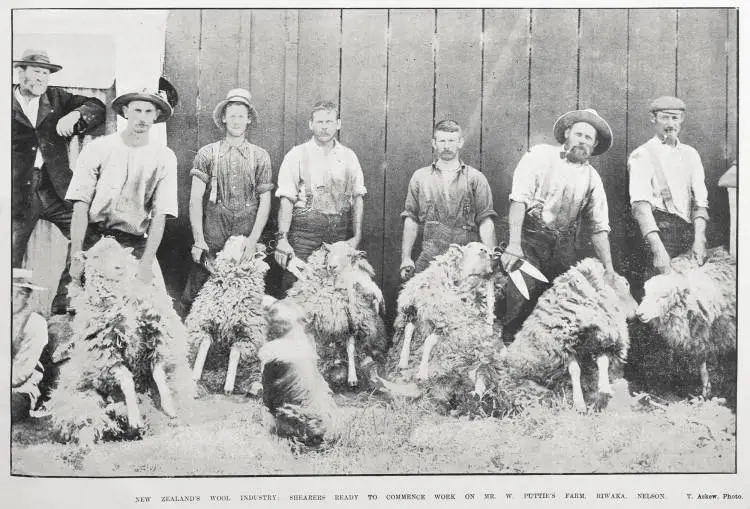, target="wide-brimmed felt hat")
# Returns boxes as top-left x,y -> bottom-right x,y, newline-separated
649,95 -> 686,113
13,268 -> 45,291
112,77 -> 178,124
213,88 -> 259,129
553,108 -> 613,156
13,49 -> 62,73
